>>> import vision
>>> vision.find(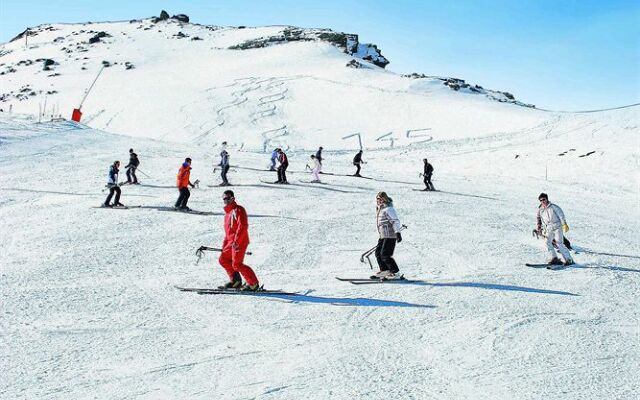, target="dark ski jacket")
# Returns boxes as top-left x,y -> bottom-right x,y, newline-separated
107,165 -> 119,186
315,148 -> 323,163
353,152 -> 363,164
278,152 -> 289,167
219,150 -> 229,167
424,163 -> 434,177
126,152 -> 139,168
